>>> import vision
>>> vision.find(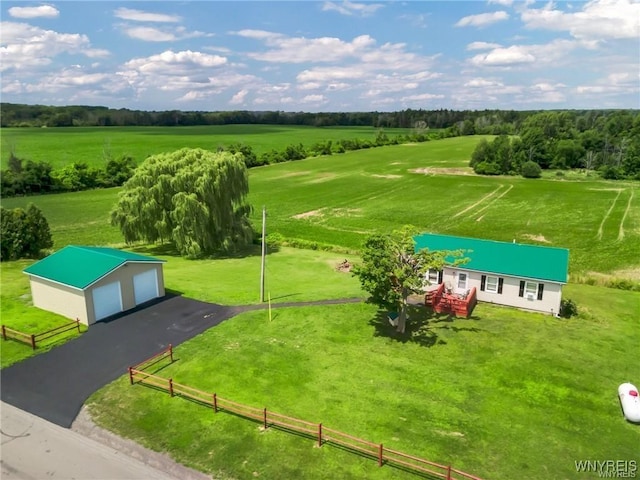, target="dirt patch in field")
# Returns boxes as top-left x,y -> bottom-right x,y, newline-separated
435,430 -> 465,438
292,209 -> 325,219
306,173 -> 337,184
370,174 -> 402,179
335,259 -> 352,273
522,234 -> 551,244
331,208 -> 362,217
390,162 -> 404,165
410,167 -> 474,176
